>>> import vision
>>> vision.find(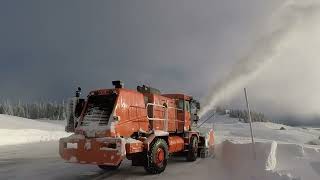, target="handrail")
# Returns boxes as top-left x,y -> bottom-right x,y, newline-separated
146,103 -> 168,131
147,103 -> 168,131
146,103 -> 188,132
